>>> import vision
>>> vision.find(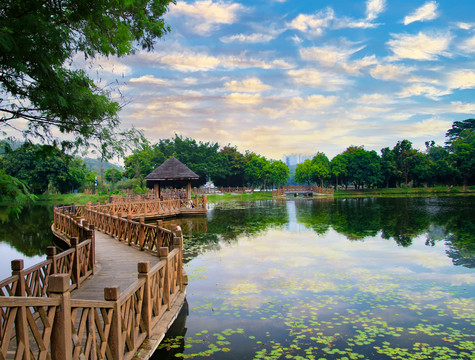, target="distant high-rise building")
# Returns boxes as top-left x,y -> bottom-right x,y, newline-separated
282,153 -> 313,166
